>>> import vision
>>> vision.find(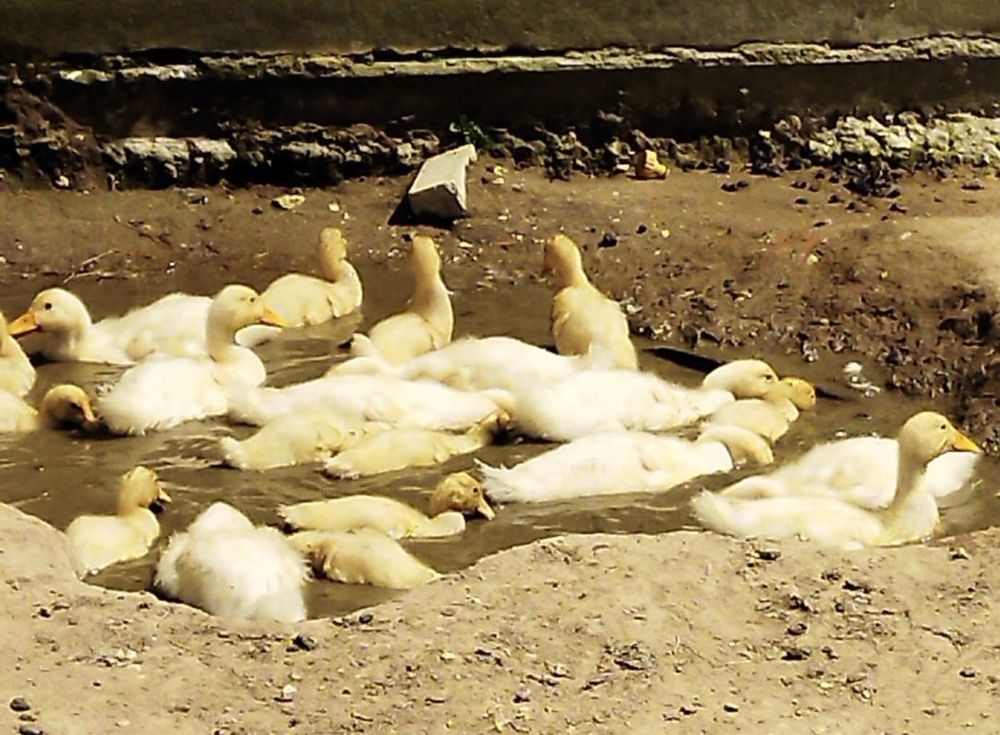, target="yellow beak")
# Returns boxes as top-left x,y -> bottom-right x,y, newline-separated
157,487 -> 173,504
950,430 -> 982,454
79,397 -> 98,425
476,497 -> 496,521
260,307 -> 288,328
8,311 -> 39,337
